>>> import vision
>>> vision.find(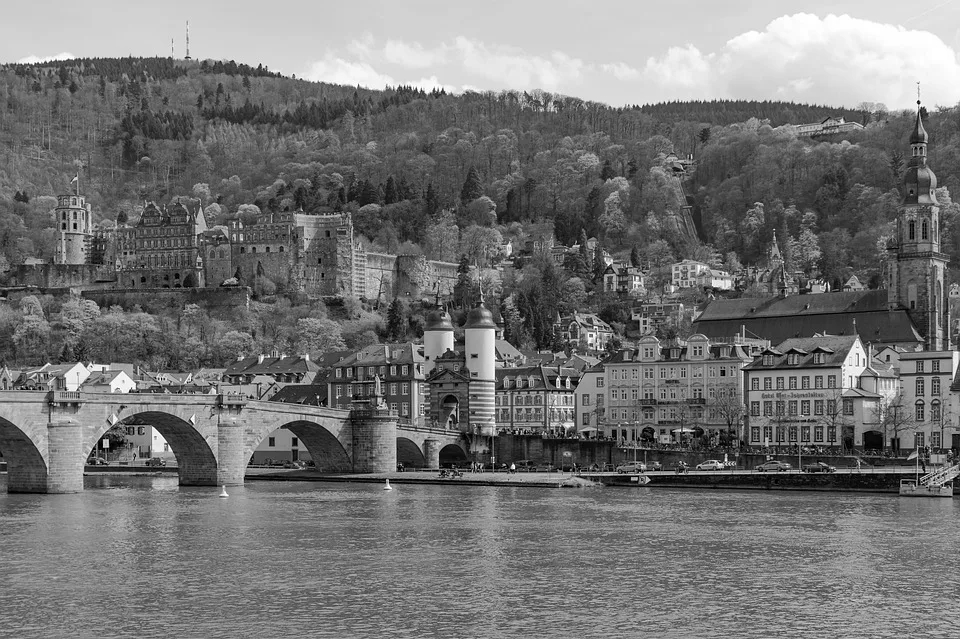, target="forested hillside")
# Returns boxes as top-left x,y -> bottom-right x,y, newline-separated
1,56 -> 960,368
